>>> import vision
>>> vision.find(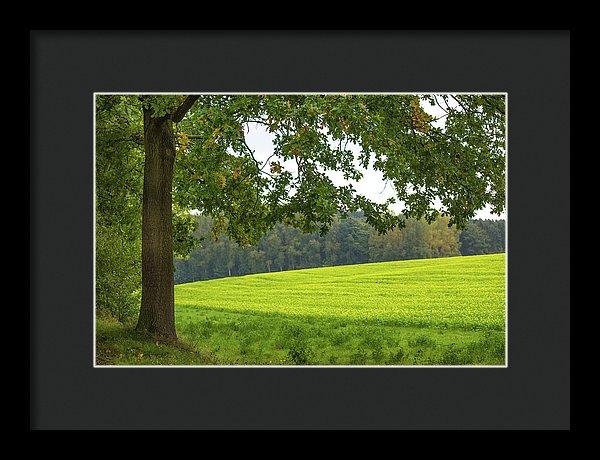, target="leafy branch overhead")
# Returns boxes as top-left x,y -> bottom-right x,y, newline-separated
168,94 -> 505,245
